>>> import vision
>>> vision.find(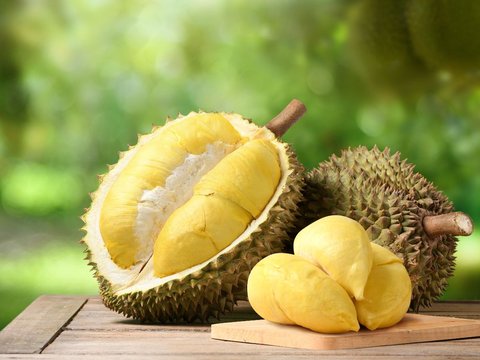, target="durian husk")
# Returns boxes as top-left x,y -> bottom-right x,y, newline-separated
81,115 -> 305,322
300,146 -> 456,311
